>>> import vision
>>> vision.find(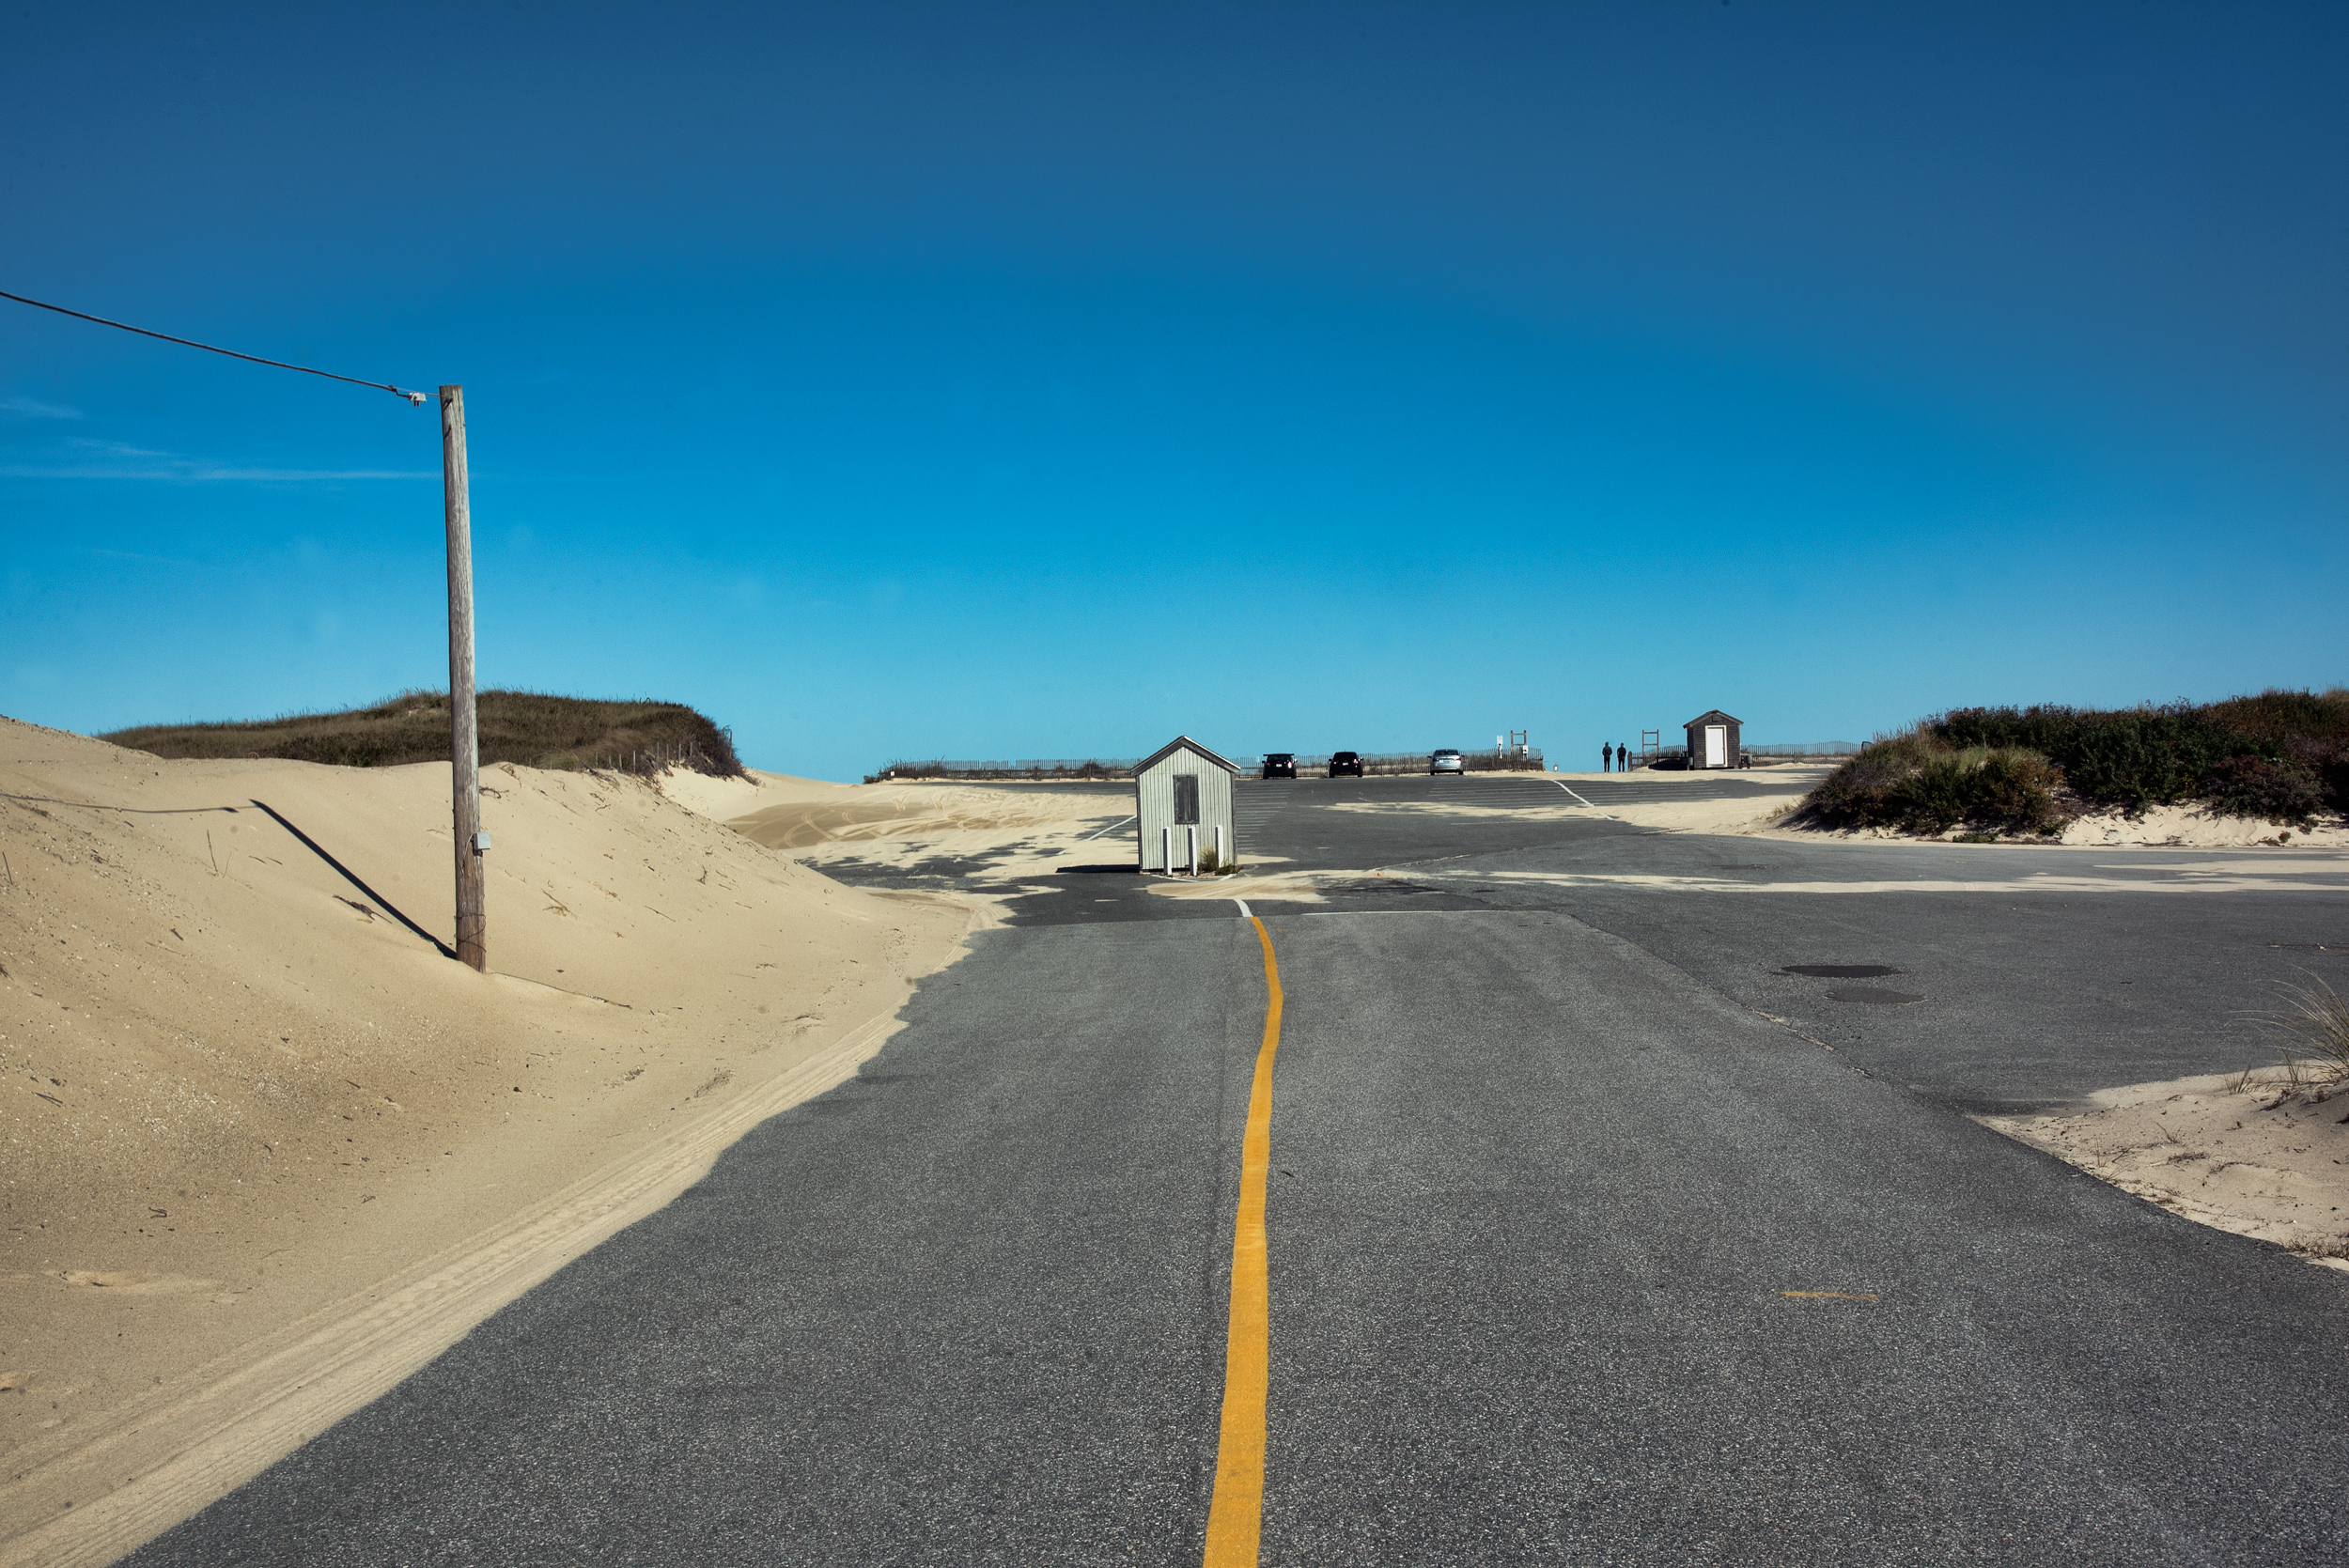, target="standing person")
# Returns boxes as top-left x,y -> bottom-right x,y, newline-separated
1601,741 -> 1612,772
1619,742 -> 1631,772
